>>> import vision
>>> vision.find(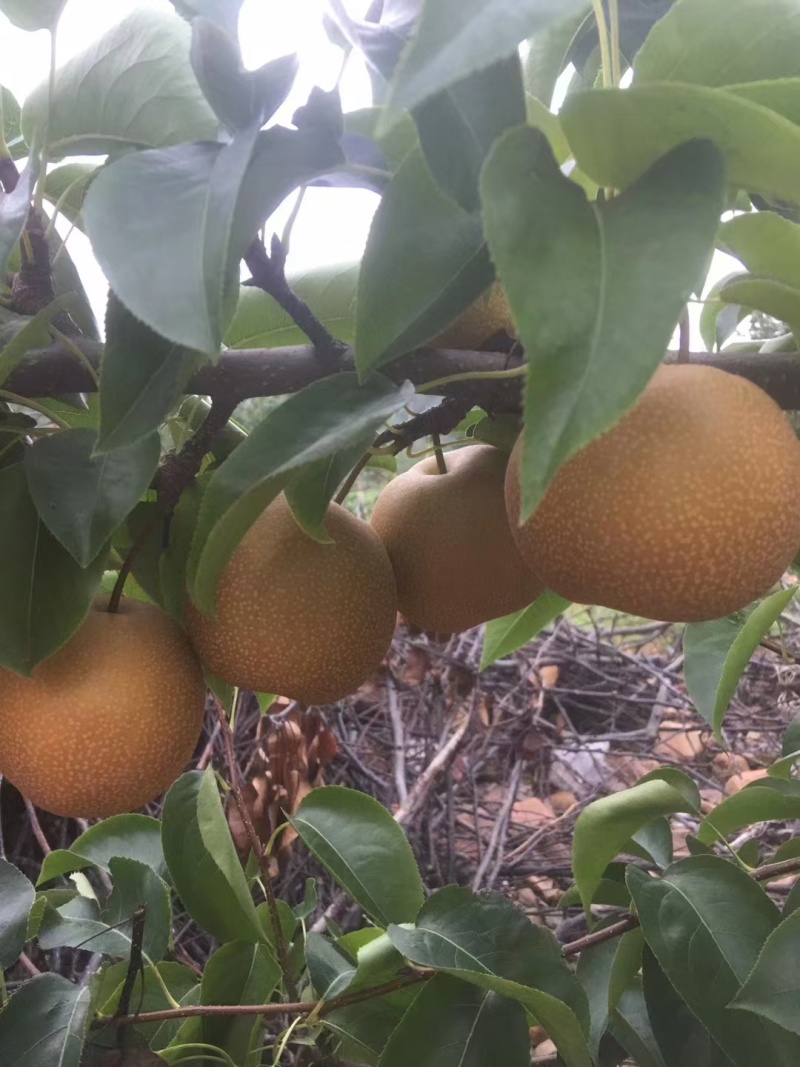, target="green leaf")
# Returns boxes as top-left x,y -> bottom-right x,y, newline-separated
378,972 -> 530,1067
0,859 -> 35,968
523,7 -> 589,106
95,961 -> 198,1050
43,162 -> 98,231
225,262 -> 360,349
105,857 -> 172,963
0,463 -> 105,675
629,817 -> 673,870
285,435 -> 374,542
782,714 -> 800,759
24,429 -> 160,567
577,924 -> 645,1059
388,887 -> 592,1066
634,0 -> 800,87
0,296 -> 75,387
719,275 -> 800,336
0,973 -> 89,1067
37,895 -> 140,957
699,271 -> 747,352
255,899 -> 297,953
85,126 -> 344,357
0,154 -> 39,279
573,771 -> 700,915
480,590 -> 571,669
21,9 -> 217,156
306,932 -> 357,998
561,84 -> 800,206
719,212 -> 800,288
346,931 -> 406,994
98,293 -> 203,453
37,813 -> 166,886
324,985 -> 423,1066
161,770 -> 265,944
0,0 -> 65,30
684,588 -> 796,742
696,778 -> 800,846
628,857 -> 800,1065
199,941 -> 281,1064
482,128 -> 724,516
291,786 -> 424,927
190,19 -> 297,132
609,978 -> 668,1067
414,55 -> 525,213
731,908 -> 800,1033
187,373 -> 412,614
642,948 -> 735,1067
728,77 -> 800,126
388,0 -> 589,114
354,146 -> 492,376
